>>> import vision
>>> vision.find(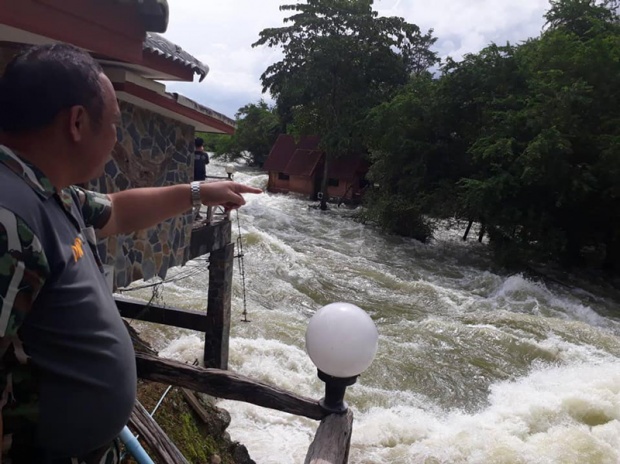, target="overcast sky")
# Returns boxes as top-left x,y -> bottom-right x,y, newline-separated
162,0 -> 551,118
